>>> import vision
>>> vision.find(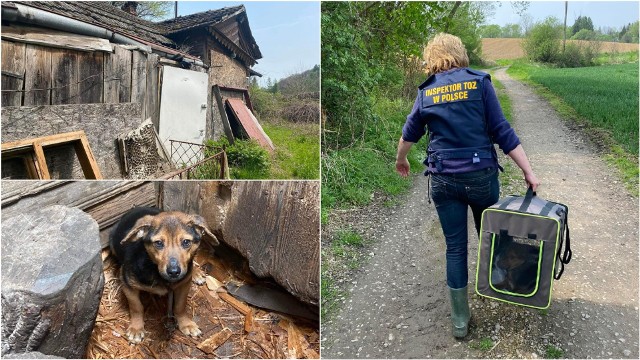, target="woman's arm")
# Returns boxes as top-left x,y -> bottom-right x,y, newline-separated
507,144 -> 540,191
395,137 -> 415,177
